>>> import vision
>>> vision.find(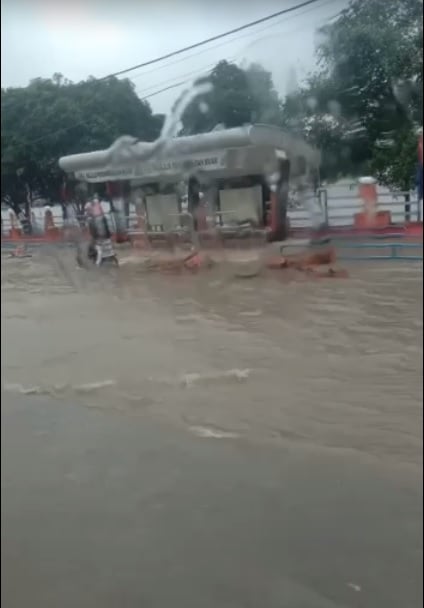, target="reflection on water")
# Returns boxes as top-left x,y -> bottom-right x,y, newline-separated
1,251 -> 422,467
